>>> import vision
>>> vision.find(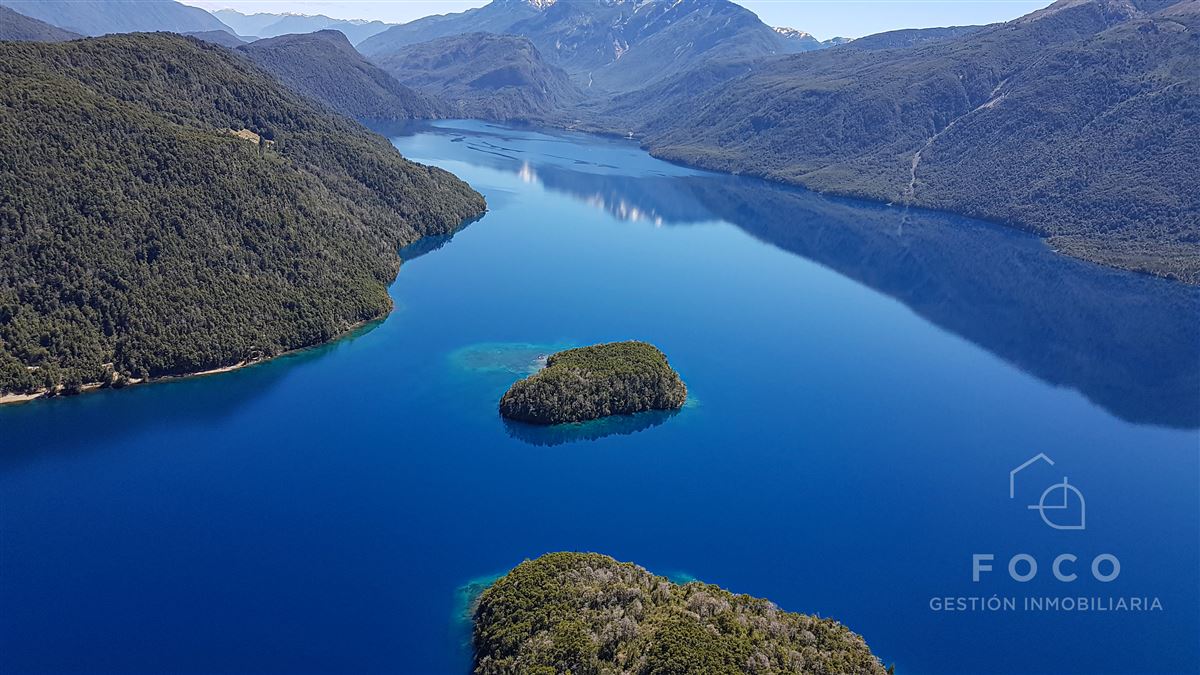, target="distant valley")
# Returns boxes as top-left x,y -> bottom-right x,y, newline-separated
359,0 -> 1198,282
373,32 -> 582,120
358,0 -> 833,91
0,0 -> 1197,401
